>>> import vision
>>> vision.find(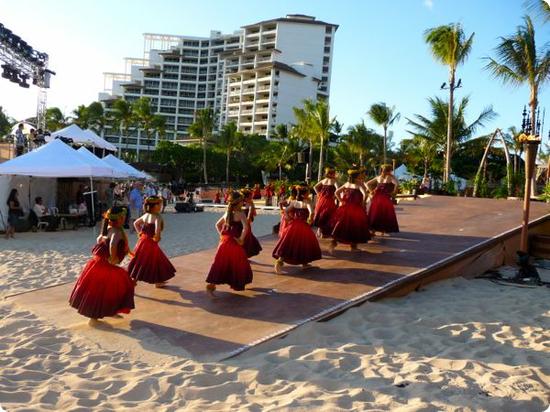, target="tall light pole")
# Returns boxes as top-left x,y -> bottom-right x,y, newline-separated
440,78 -> 462,183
